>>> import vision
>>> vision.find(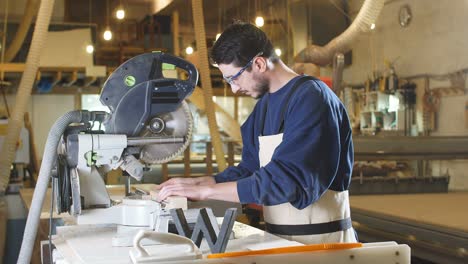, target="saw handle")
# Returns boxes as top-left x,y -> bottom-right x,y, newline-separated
132,230 -> 201,258
158,53 -> 199,86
